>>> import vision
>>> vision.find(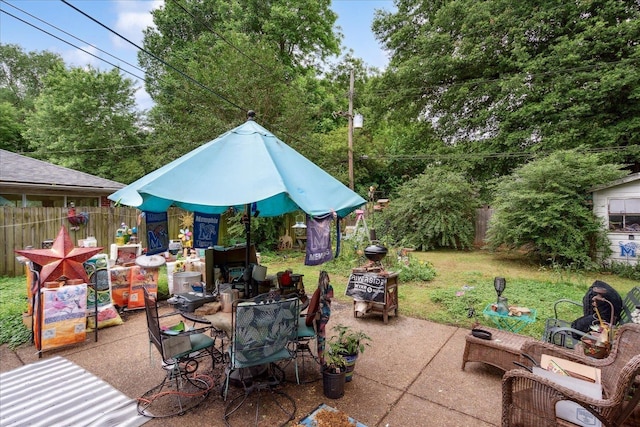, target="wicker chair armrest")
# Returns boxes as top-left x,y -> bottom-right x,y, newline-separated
502,369 -> 612,426
521,339 -> 612,368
